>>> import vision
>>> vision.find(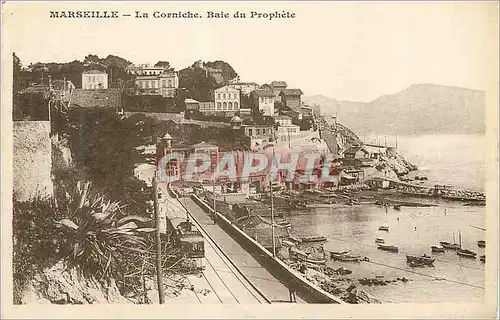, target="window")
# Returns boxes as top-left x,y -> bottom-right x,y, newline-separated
260,97 -> 264,103
217,102 -> 222,110
256,128 -> 260,135
218,93 -> 221,99
168,80 -> 173,87
234,102 -> 238,109
145,81 -> 149,89
162,80 -> 167,87
223,102 -> 227,110
228,93 -> 231,99
223,93 -> 227,99
248,129 -> 253,136
228,102 -> 233,110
